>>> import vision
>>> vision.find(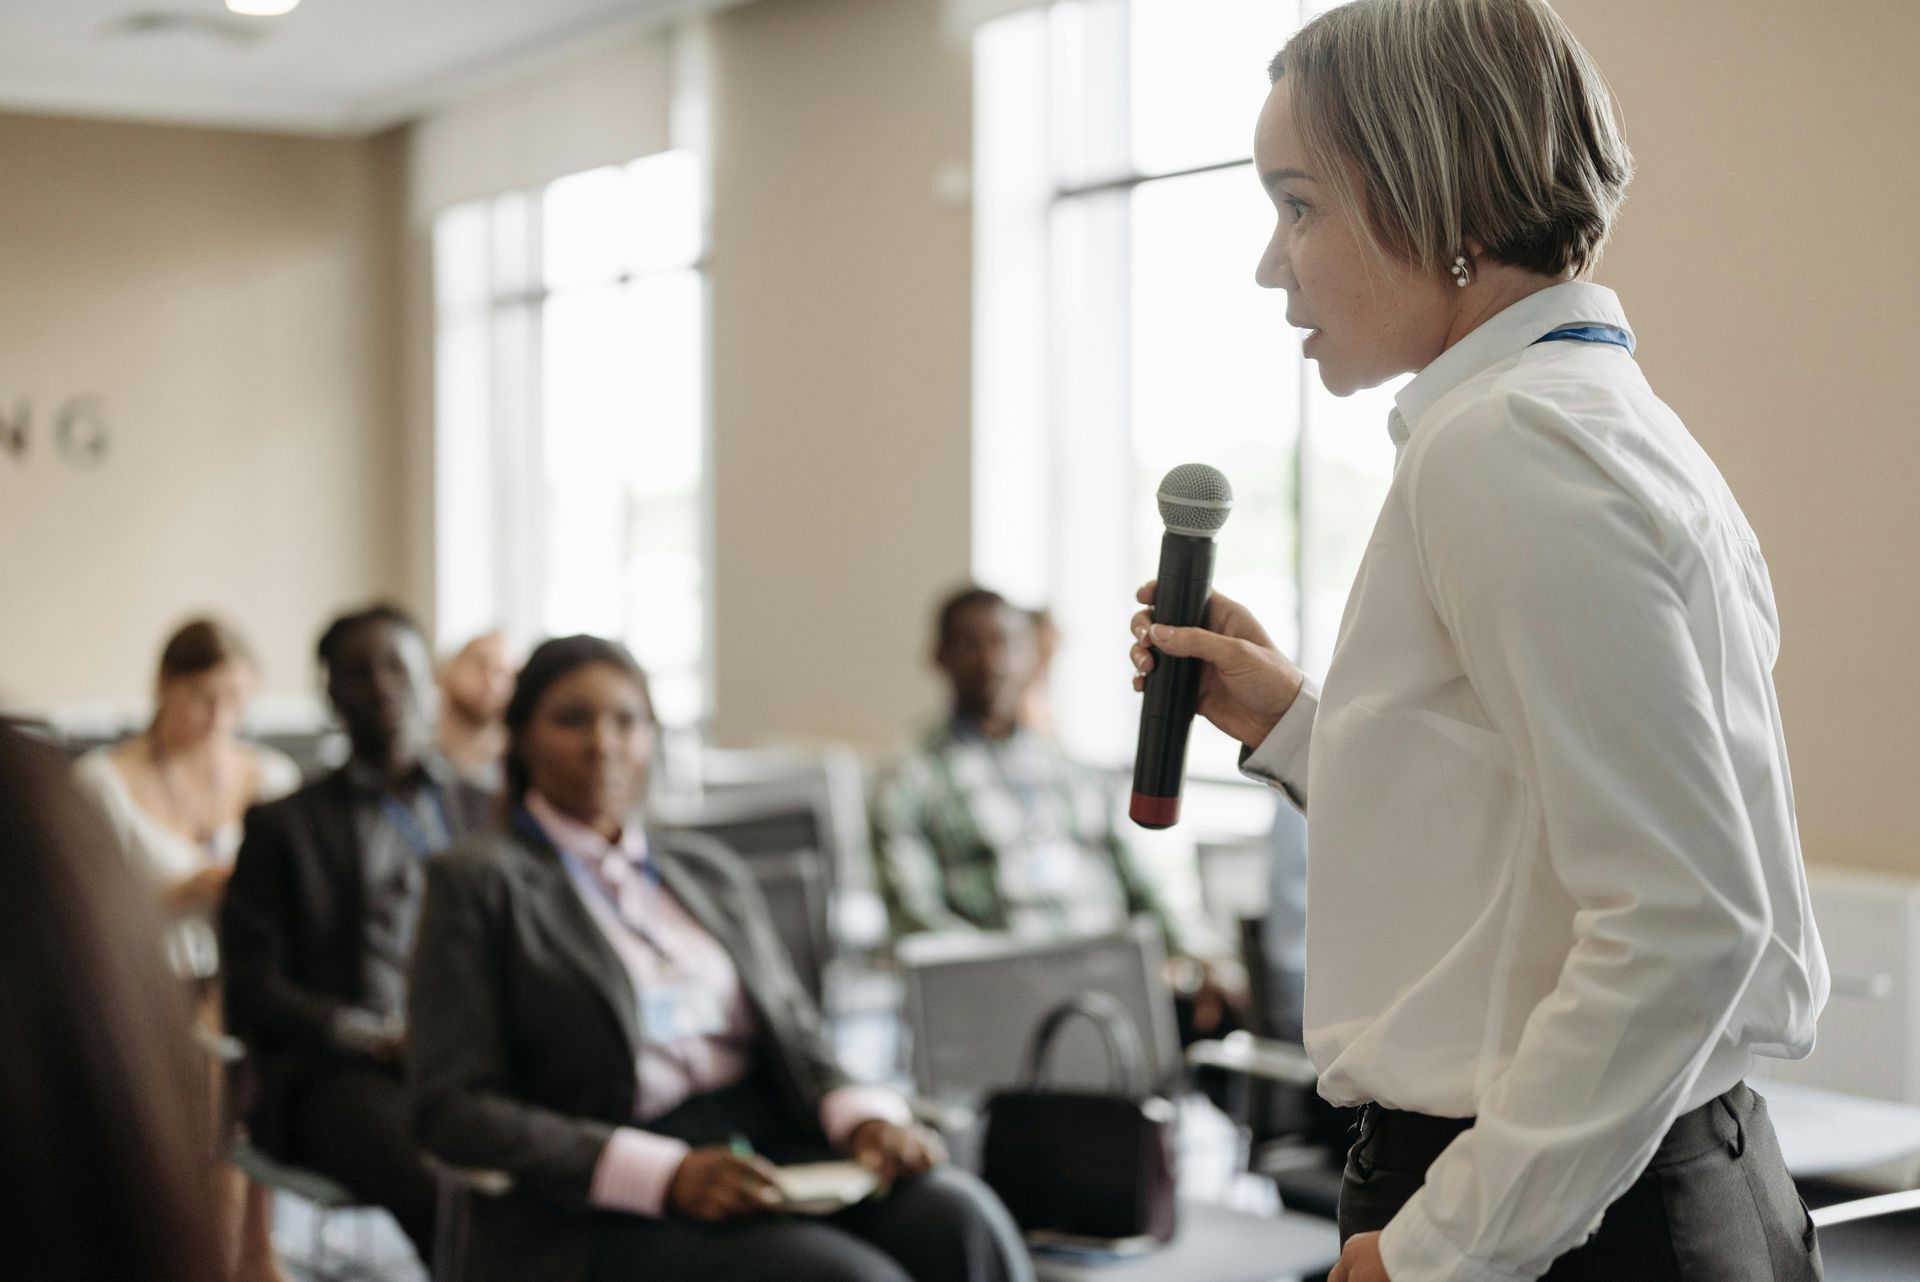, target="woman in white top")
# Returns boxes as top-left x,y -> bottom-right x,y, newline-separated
72,616 -> 299,1282
1128,4 -> 1827,1280
74,619 -> 299,950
